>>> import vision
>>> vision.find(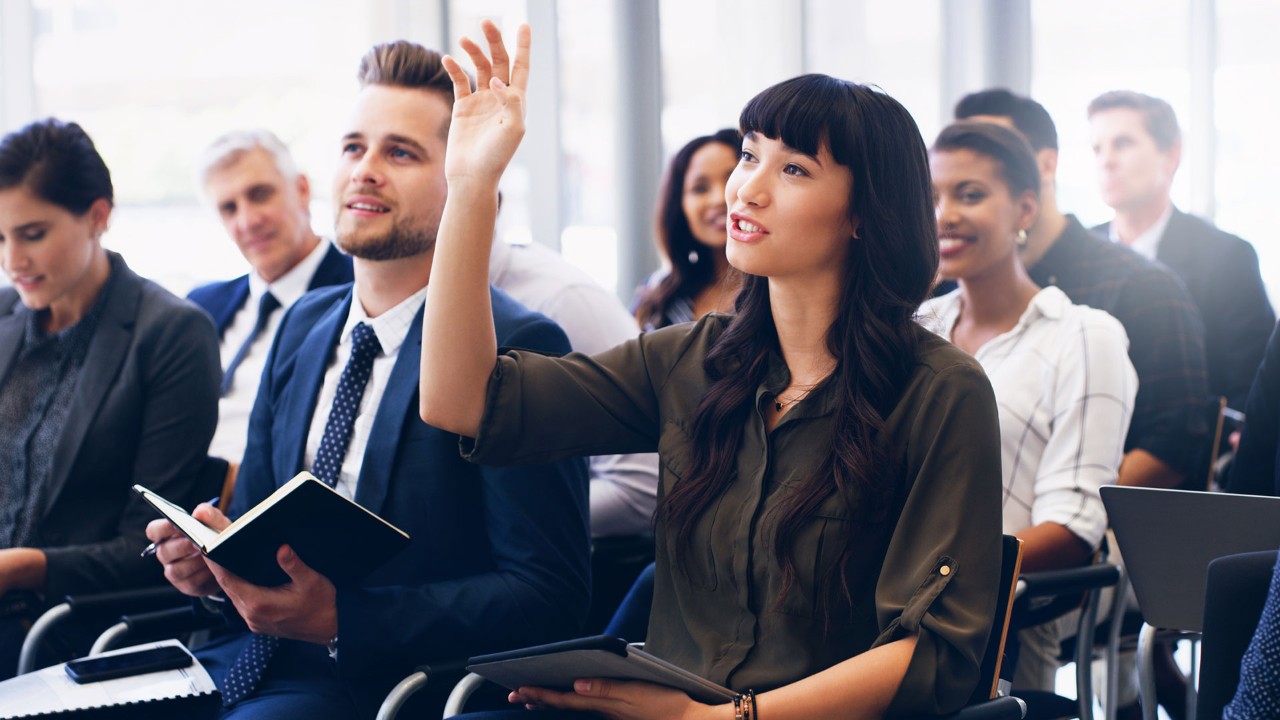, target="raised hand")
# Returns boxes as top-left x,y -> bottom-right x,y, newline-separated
442,20 -> 531,186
